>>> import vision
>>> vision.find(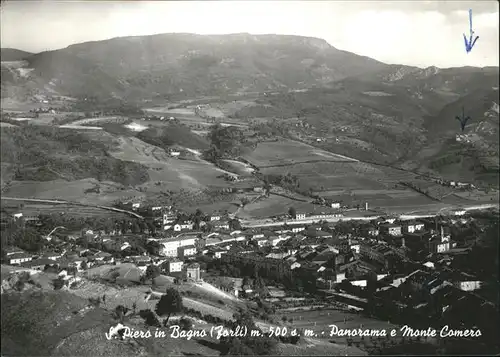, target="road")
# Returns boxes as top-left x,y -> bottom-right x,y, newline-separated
240,203 -> 499,228
2,196 -> 497,228
0,197 -> 144,219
